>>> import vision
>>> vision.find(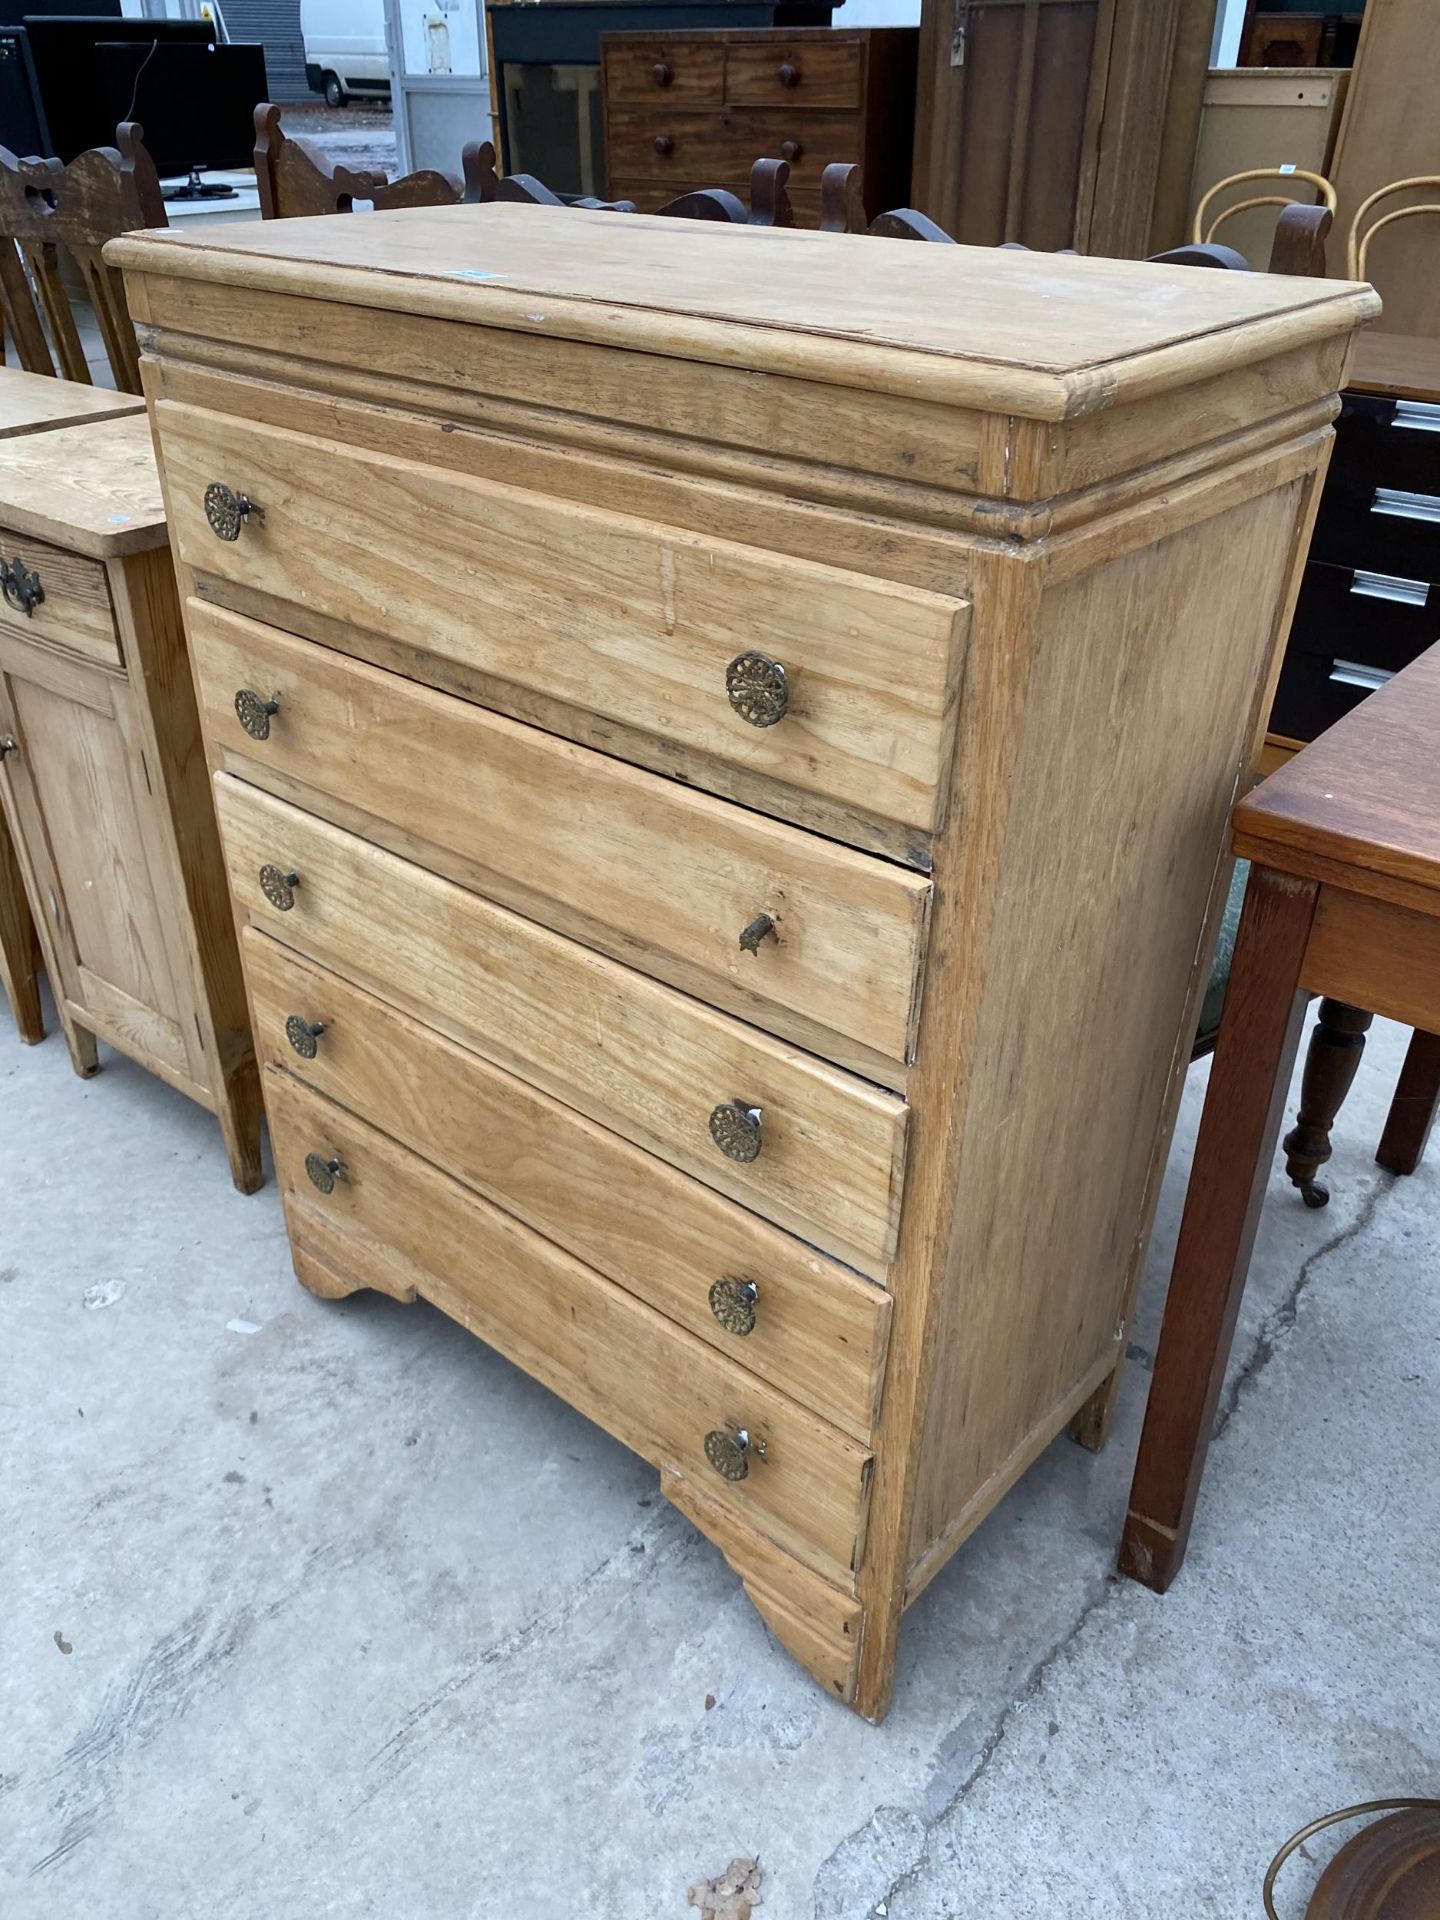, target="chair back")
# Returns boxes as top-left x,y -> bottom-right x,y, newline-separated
1192,168 -> 1337,253
253,103 -> 491,217
0,123 -> 165,393
1346,175 -> 1440,287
